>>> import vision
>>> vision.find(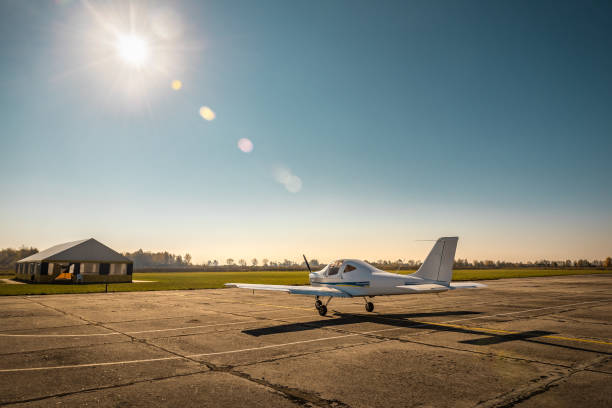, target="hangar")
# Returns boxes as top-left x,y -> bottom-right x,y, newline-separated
15,238 -> 133,283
